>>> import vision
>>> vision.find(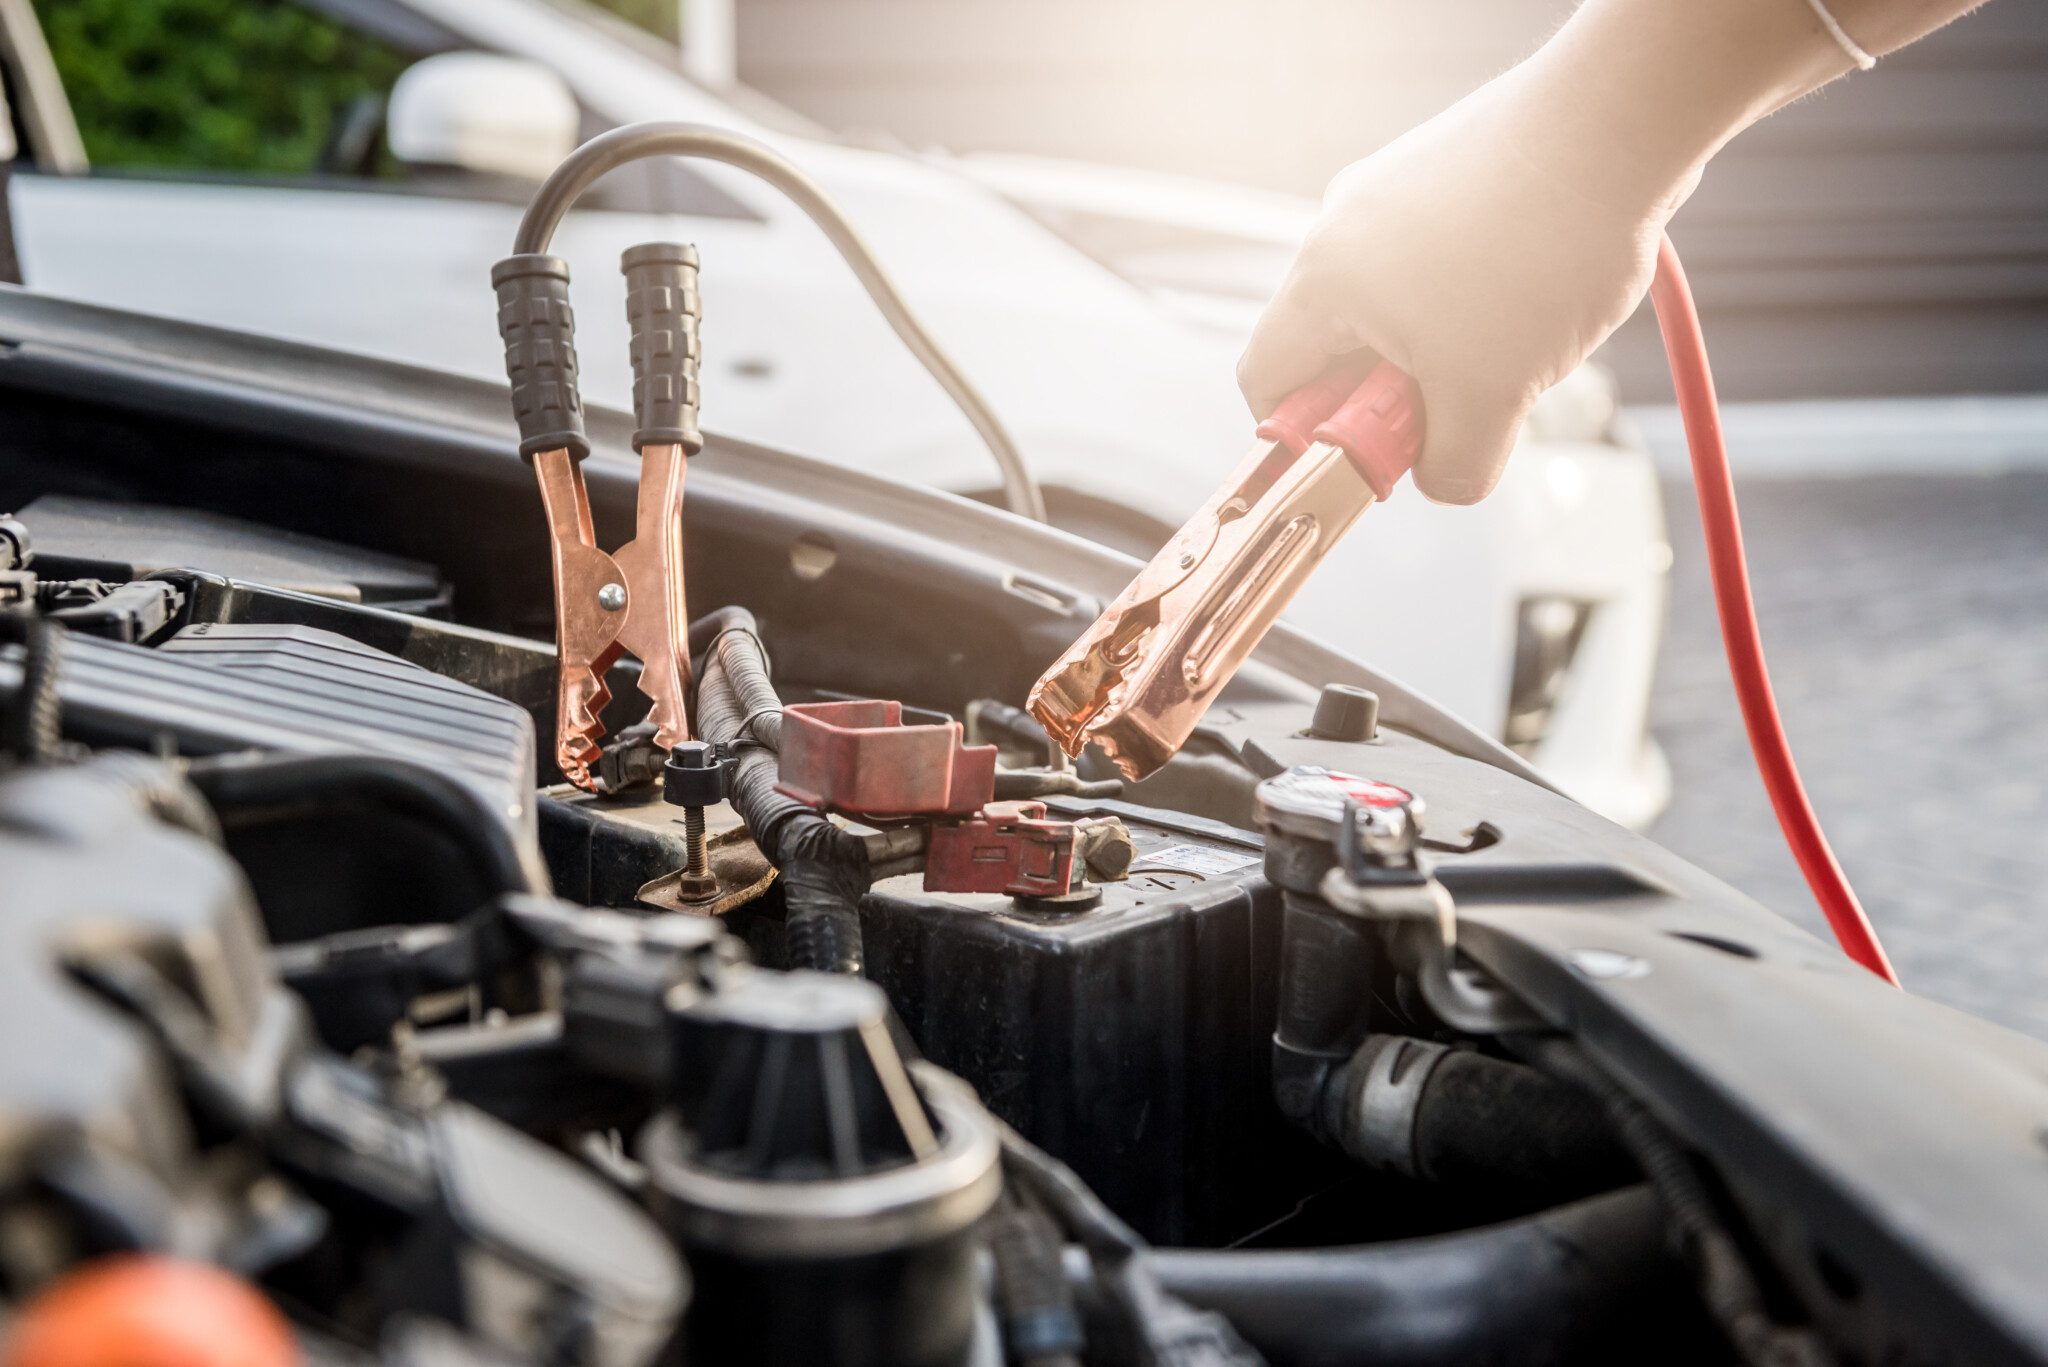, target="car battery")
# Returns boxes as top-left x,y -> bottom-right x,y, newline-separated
859,796 -> 1334,1246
